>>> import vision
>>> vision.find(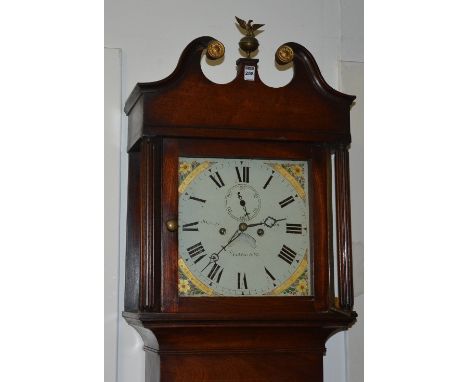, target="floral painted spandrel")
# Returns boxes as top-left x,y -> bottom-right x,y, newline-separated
282,163 -> 306,189
178,269 -> 206,296
179,159 -> 201,184
278,270 -> 309,296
